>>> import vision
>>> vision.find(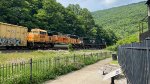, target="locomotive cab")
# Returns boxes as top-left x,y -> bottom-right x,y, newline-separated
27,29 -> 49,48
28,29 -> 49,43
